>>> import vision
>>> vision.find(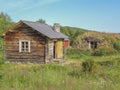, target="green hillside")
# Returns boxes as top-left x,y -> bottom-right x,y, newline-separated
60,26 -> 87,46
